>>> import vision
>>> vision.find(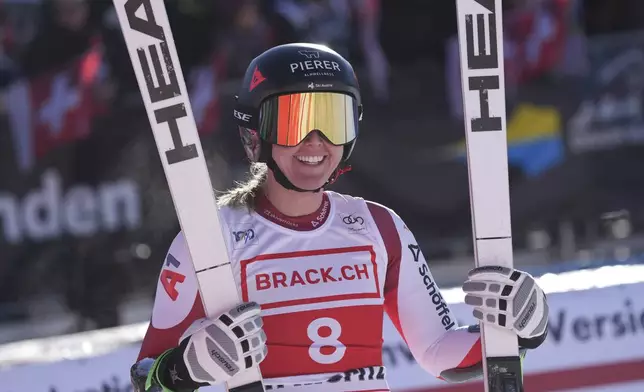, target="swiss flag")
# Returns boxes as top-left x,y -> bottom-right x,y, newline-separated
6,41 -> 104,172
505,0 -> 569,83
187,52 -> 227,135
